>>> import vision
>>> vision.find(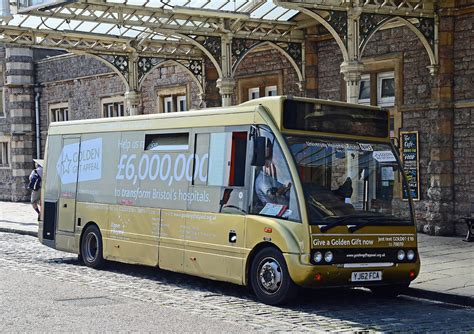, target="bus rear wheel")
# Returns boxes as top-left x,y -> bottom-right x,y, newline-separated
250,247 -> 298,305
80,225 -> 104,269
